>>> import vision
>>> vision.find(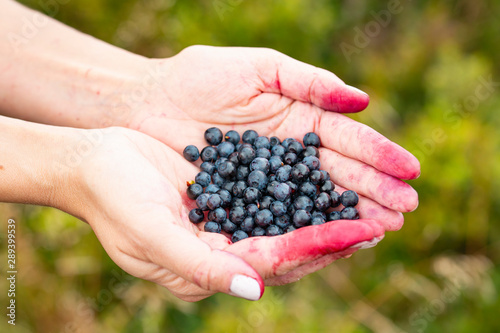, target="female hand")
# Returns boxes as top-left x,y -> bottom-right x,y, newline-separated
64,127 -> 384,301
123,46 -> 420,231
